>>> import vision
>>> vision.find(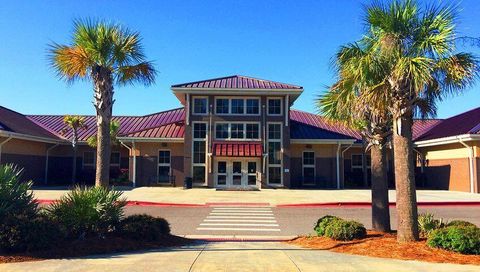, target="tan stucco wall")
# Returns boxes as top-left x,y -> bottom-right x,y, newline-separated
290,143 -> 337,158
1,138 -> 47,155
